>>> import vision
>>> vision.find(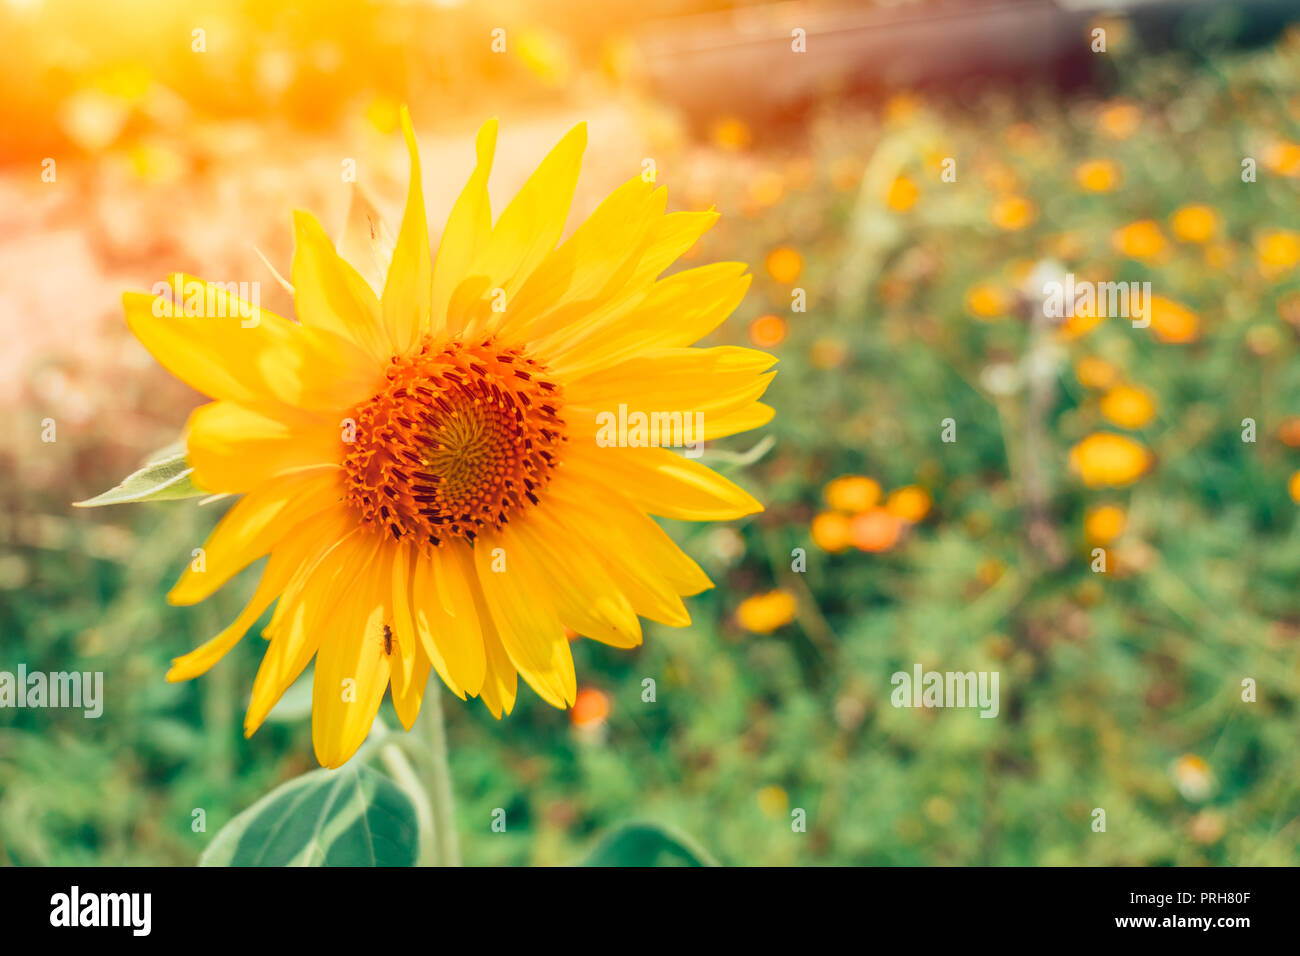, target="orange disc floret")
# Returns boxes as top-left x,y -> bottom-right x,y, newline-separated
343,335 -> 564,548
